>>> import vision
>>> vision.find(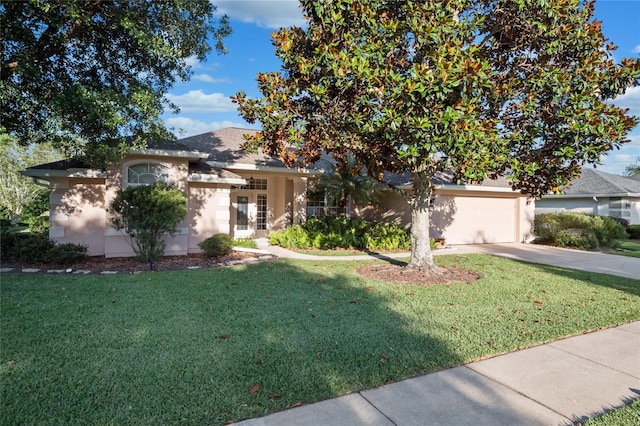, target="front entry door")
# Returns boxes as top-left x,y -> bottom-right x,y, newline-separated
233,192 -> 268,238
